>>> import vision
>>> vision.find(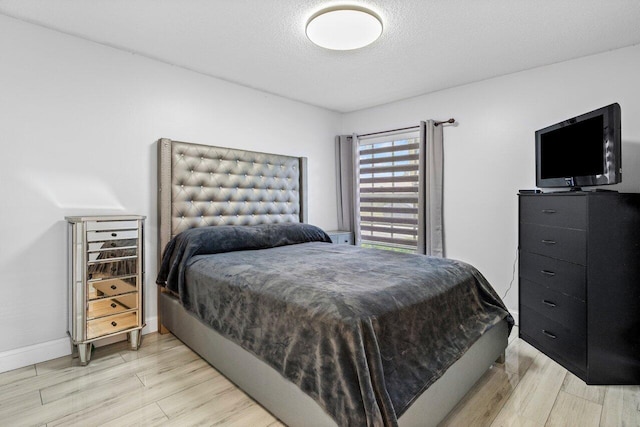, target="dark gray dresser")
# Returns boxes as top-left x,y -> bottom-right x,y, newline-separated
519,191 -> 640,384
